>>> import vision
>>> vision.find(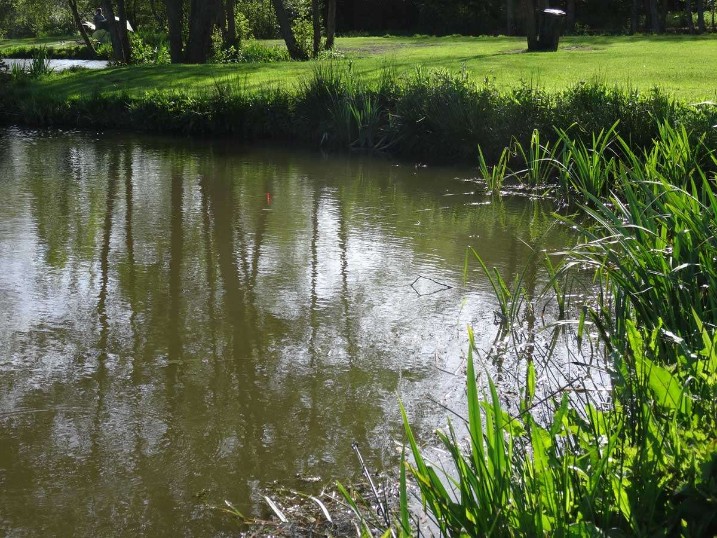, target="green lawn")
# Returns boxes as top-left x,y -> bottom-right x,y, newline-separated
7,34 -> 717,101
0,35 -> 79,51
